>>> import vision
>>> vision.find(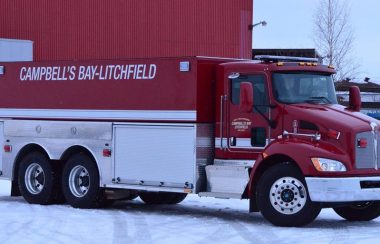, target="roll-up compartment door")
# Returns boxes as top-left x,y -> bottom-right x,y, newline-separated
113,124 -> 196,189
